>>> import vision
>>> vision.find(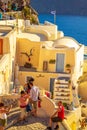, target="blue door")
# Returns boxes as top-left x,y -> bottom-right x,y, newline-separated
56,54 -> 65,72
50,78 -> 55,98
50,78 -> 55,92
